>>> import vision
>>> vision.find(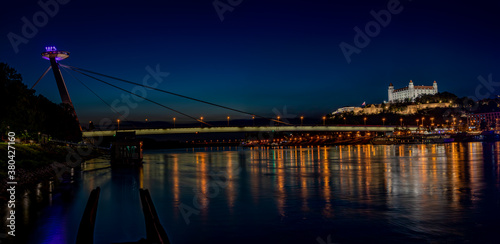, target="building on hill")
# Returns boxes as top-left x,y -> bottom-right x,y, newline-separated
332,106 -> 362,114
467,112 -> 500,130
388,80 -> 438,103
332,102 -> 453,116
